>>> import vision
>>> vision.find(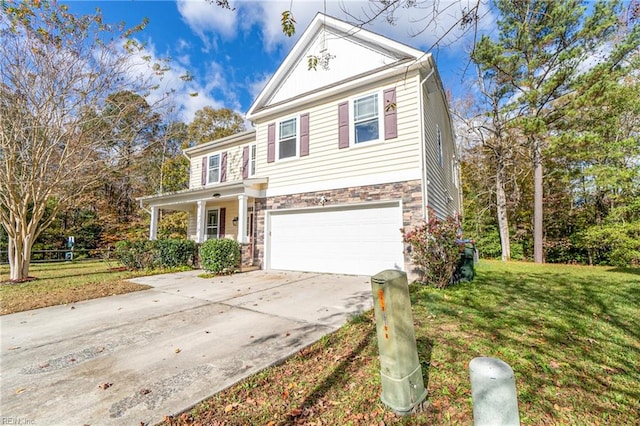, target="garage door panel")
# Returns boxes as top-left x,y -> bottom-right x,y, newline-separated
268,203 -> 404,276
